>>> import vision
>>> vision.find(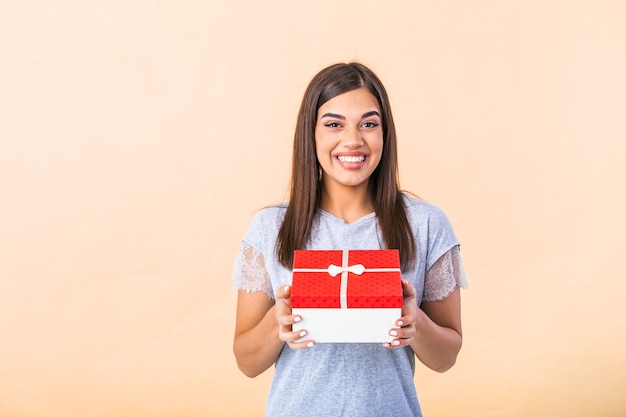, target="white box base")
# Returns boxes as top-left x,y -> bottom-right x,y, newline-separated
291,307 -> 401,343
